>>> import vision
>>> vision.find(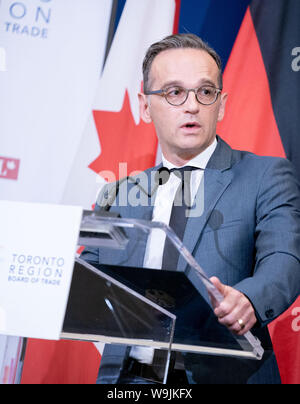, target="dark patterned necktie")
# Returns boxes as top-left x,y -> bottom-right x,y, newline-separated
161,166 -> 198,270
